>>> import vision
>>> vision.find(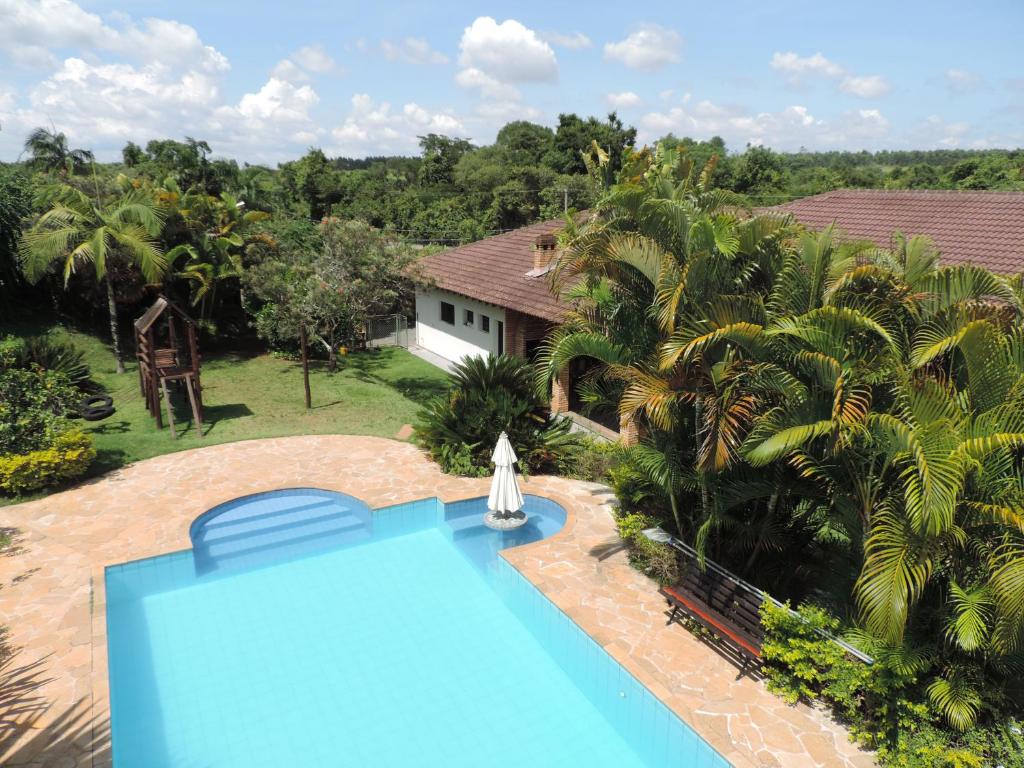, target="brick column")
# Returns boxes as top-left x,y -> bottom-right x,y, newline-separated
504,310 -> 526,358
550,366 -> 570,414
